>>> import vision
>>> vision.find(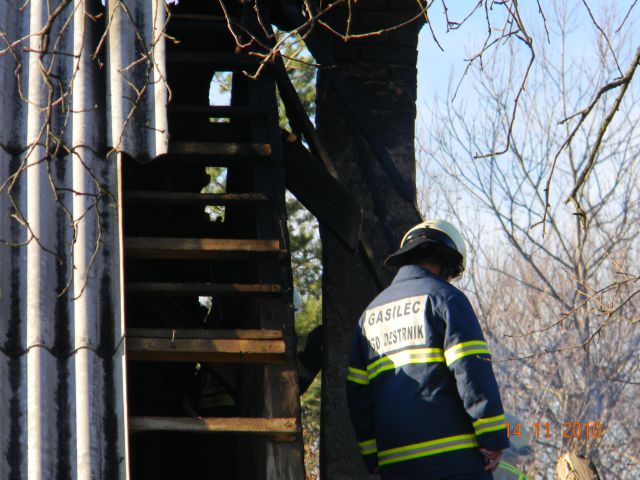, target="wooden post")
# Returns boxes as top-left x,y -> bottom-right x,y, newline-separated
557,452 -> 601,479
